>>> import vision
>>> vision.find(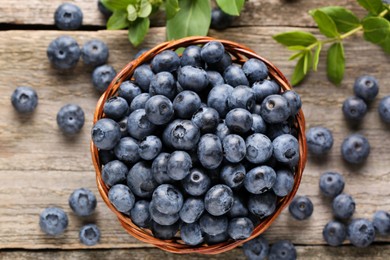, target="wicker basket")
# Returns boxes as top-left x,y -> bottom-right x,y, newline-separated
90,36 -> 307,254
